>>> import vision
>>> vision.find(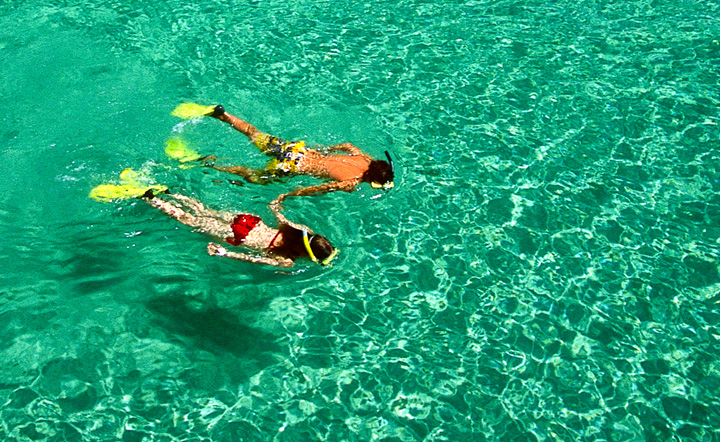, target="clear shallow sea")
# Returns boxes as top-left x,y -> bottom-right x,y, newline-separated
1,0 -> 719,440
